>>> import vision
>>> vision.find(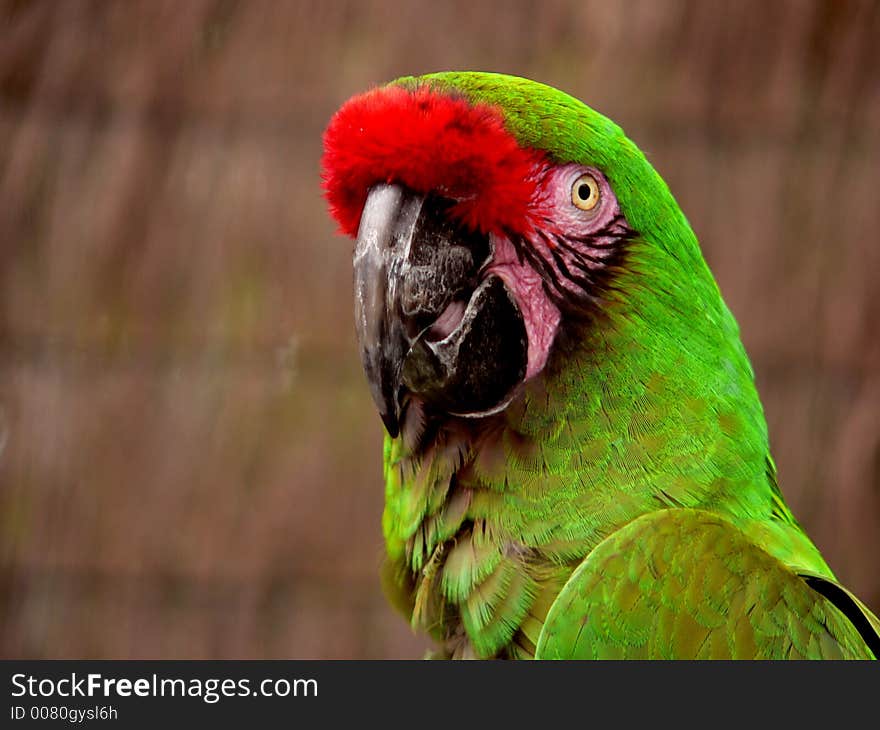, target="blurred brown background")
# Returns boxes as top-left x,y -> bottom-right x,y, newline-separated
1,0 -> 878,659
